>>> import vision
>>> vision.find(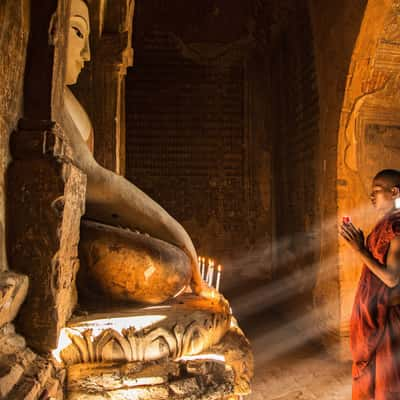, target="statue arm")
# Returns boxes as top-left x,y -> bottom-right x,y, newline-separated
85,165 -> 220,297
82,160 -> 206,293
61,107 -> 211,295
85,163 -> 199,271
